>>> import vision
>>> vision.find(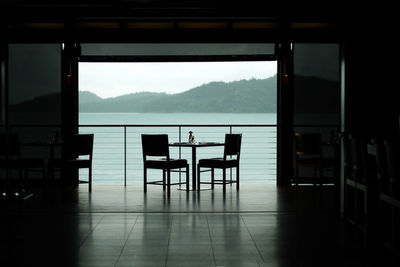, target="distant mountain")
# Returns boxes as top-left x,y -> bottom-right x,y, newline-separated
9,93 -> 61,112
80,92 -> 169,112
79,91 -> 103,104
294,75 -> 340,113
79,76 -> 278,113
8,75 -> 339,114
